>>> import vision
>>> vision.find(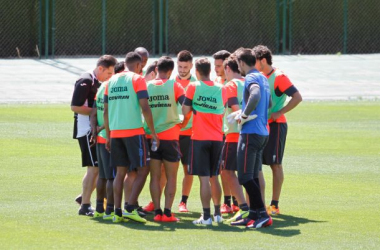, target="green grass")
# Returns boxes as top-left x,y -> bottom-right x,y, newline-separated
0,101 -> 379,249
